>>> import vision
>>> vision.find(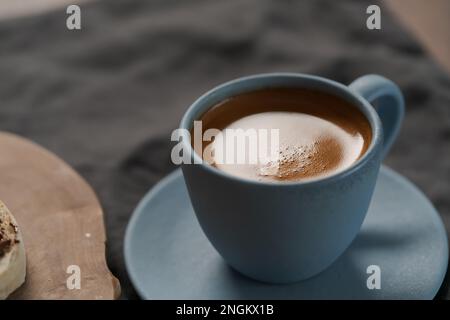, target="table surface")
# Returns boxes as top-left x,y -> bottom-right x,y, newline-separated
1,0 -> 449,73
